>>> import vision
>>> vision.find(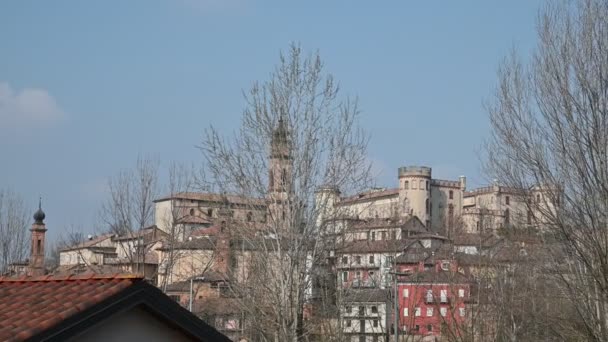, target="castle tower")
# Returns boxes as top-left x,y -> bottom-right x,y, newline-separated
398,166 -> 432,226
268,115 -> 293,228
29,199 -> 47,276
